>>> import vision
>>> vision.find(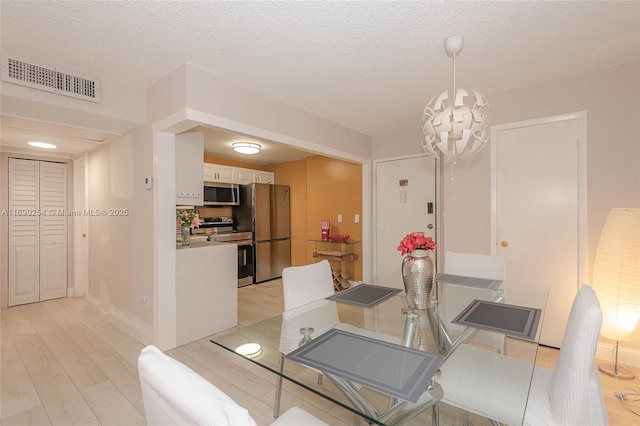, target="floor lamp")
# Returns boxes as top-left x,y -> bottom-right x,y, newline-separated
592,208 -> 640,379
